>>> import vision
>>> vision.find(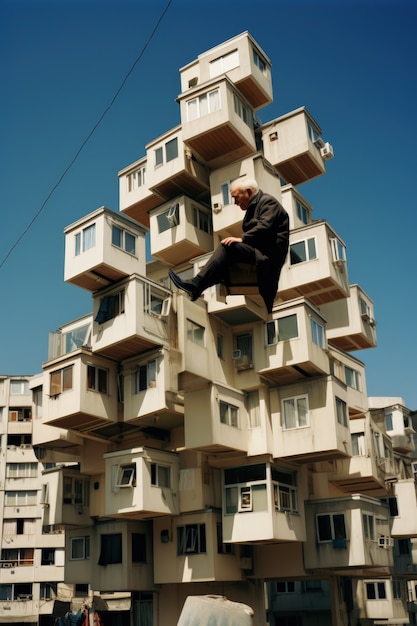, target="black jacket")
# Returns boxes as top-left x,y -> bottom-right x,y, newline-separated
241,190 -> 289,311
